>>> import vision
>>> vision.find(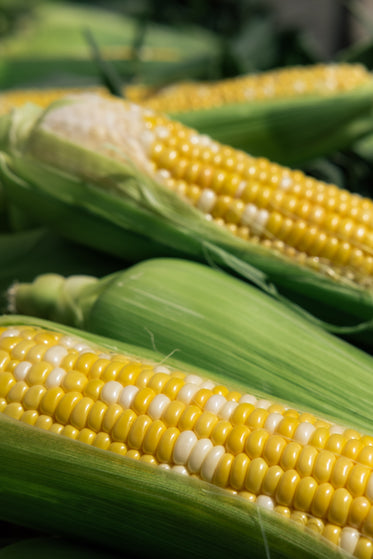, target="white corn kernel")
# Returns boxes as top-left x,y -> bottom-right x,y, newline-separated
101,381 -> 123,405
118,385 -> 139,409
204,394 -> 226,414
45,367 -> 66,388
147,393 -> 171,420
256,495 -> 275,510
177,383 -> 201,405
339,527 -> 359,555
218,400 -> 238,420
43,345 -> 68,366
13,361 -> 32,381
264,413 -> 284,434
200,446 -> 225,482
173,431 -> 198,465
293,422 -> 316,445
188,439 -> 213,474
